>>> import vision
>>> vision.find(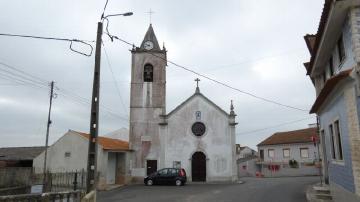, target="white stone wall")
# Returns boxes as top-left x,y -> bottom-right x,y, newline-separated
32,131 -> 108,188
33,131 -> 89,173
160,95 -> 237,182
237,158 -> 258,177
129,50 -> 166,179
